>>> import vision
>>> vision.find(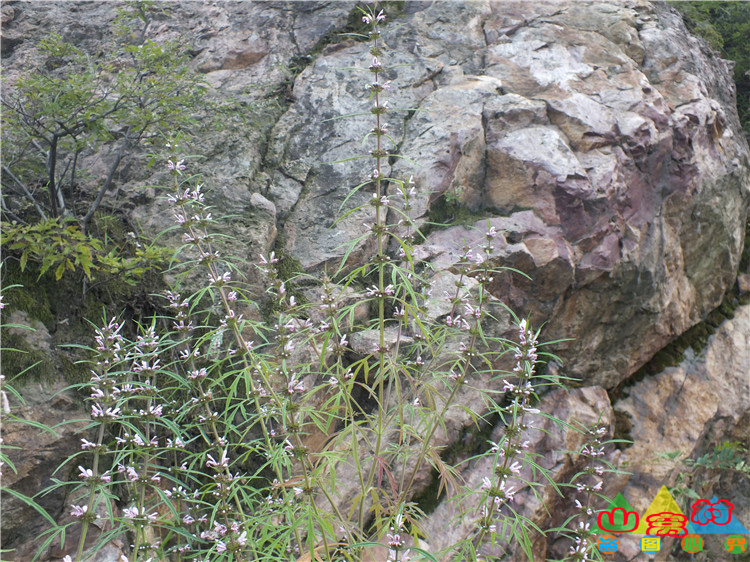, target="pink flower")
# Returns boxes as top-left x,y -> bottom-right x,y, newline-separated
167,159 -> 186,172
